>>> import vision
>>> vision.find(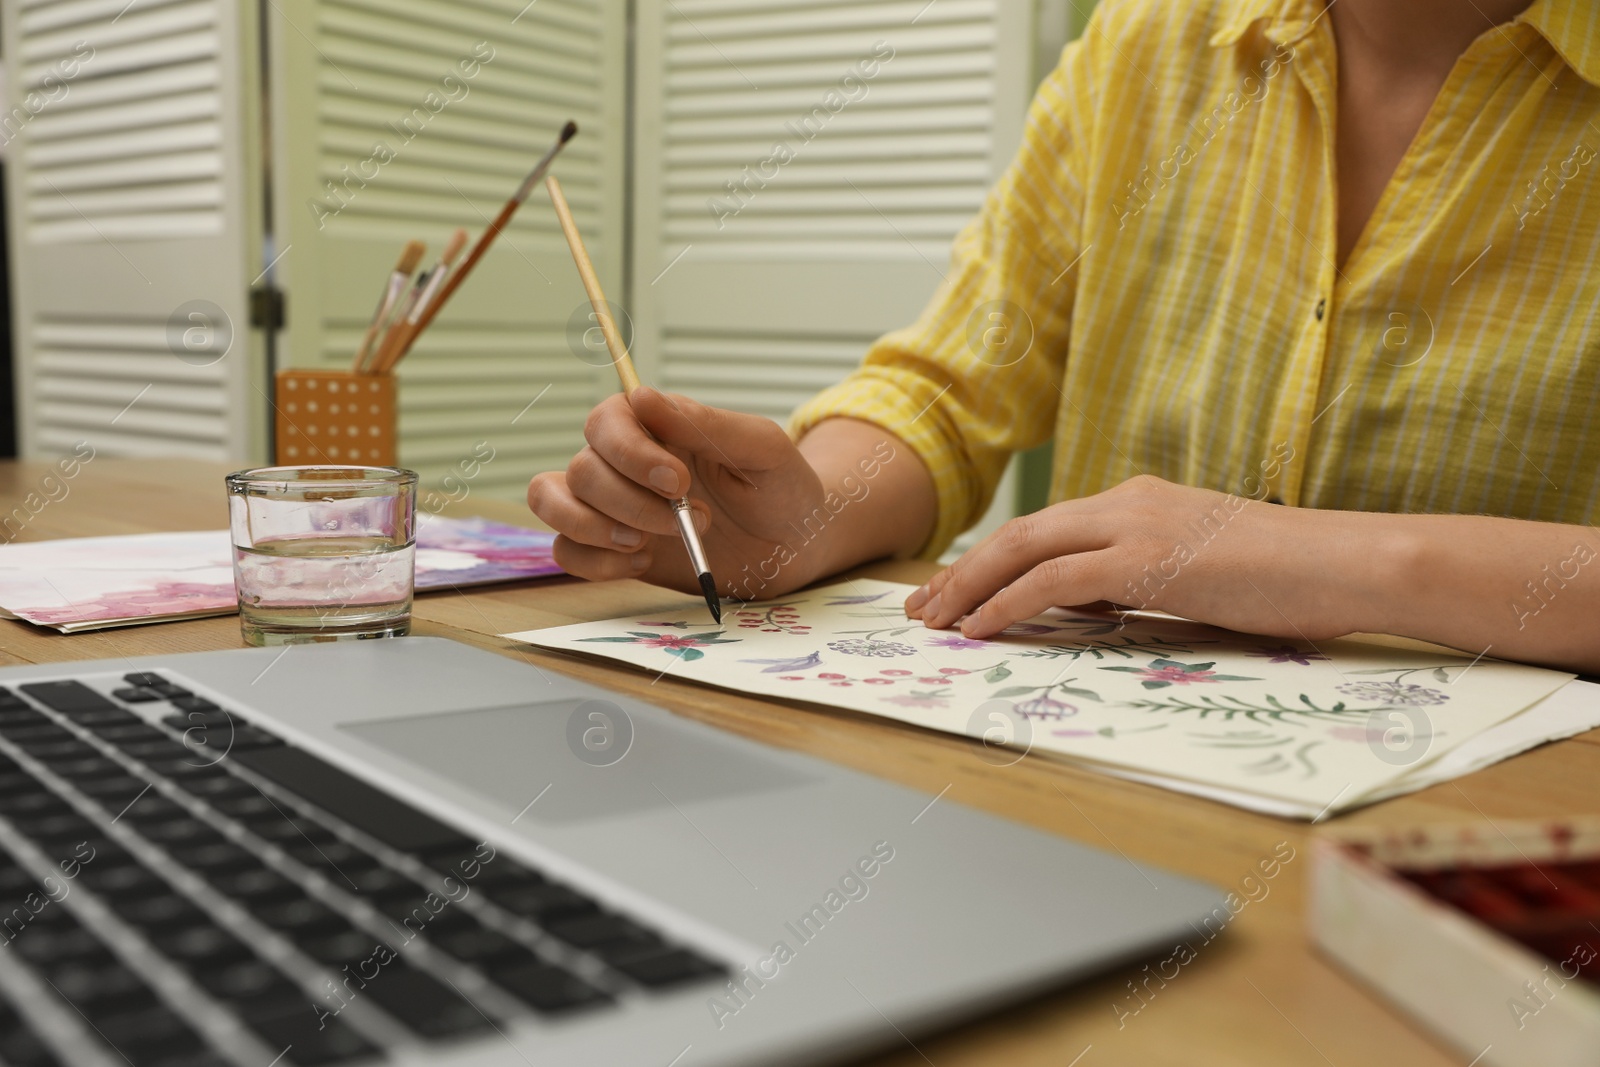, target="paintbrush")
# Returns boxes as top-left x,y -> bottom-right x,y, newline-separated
353,239 -> 425,373
373,228 -> 469,373
545,174 -> 722,624
405,120 -> 578,344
